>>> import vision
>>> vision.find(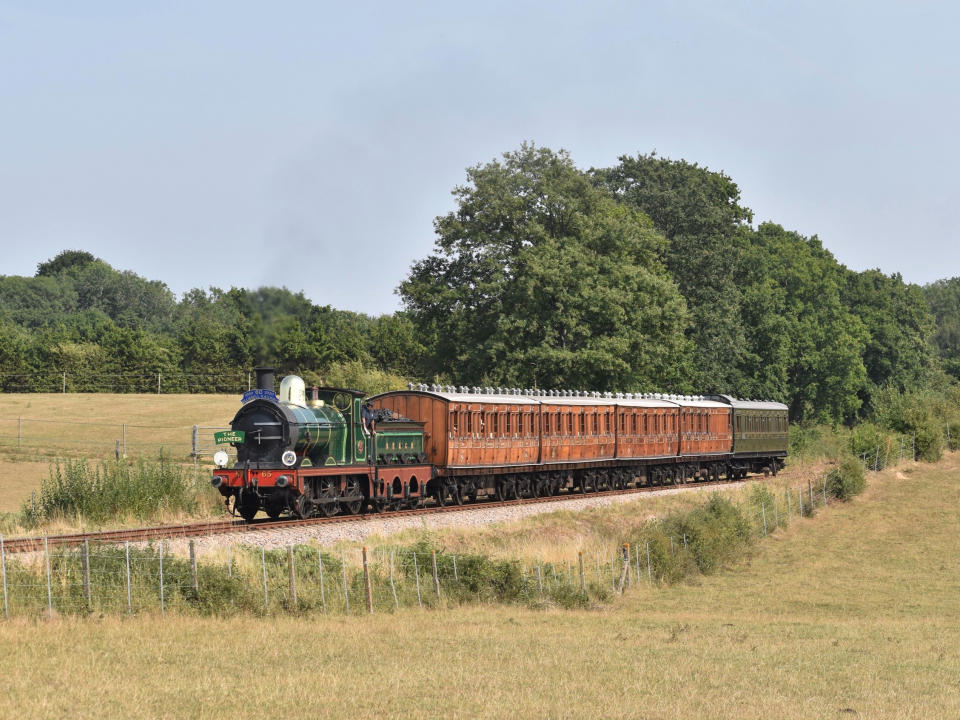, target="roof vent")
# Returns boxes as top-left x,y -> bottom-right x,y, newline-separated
408,382 -> 415,390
